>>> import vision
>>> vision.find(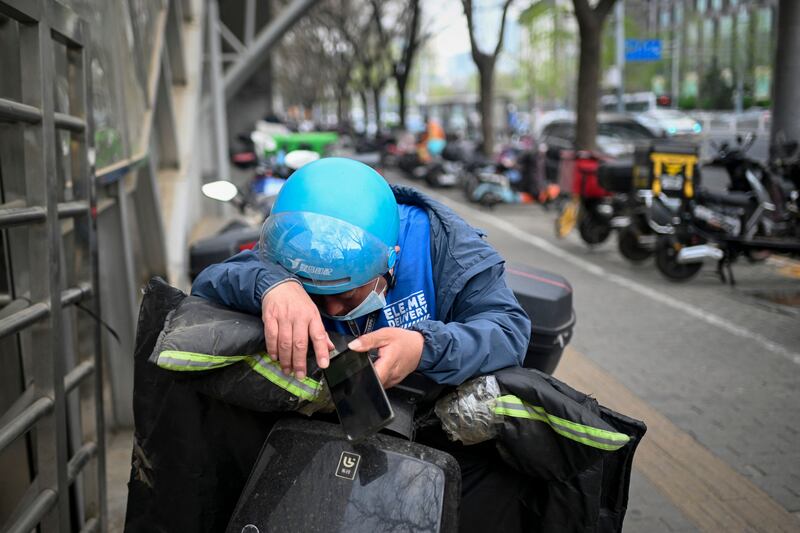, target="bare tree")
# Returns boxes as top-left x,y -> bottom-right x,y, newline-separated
317,0 -> 391,133
388,0 -> 425,129
366,1 -> 395,135
572,0 -> 617,151
311,1 -> 360,130
277,0 -> 424,134
276,18 -> 336,113
462,0 -> 515,155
